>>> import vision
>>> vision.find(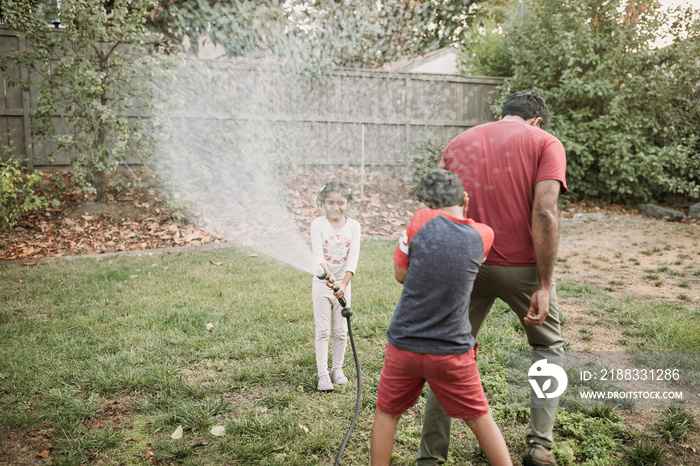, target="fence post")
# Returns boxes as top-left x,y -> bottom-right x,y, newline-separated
19,34 -> 33,171
360,123 -> 365,198
404,75 -> 412,177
